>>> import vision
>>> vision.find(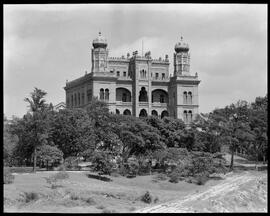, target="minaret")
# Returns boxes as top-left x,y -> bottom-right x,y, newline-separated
91,32 -> 109,73
173,36 -> 190,76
